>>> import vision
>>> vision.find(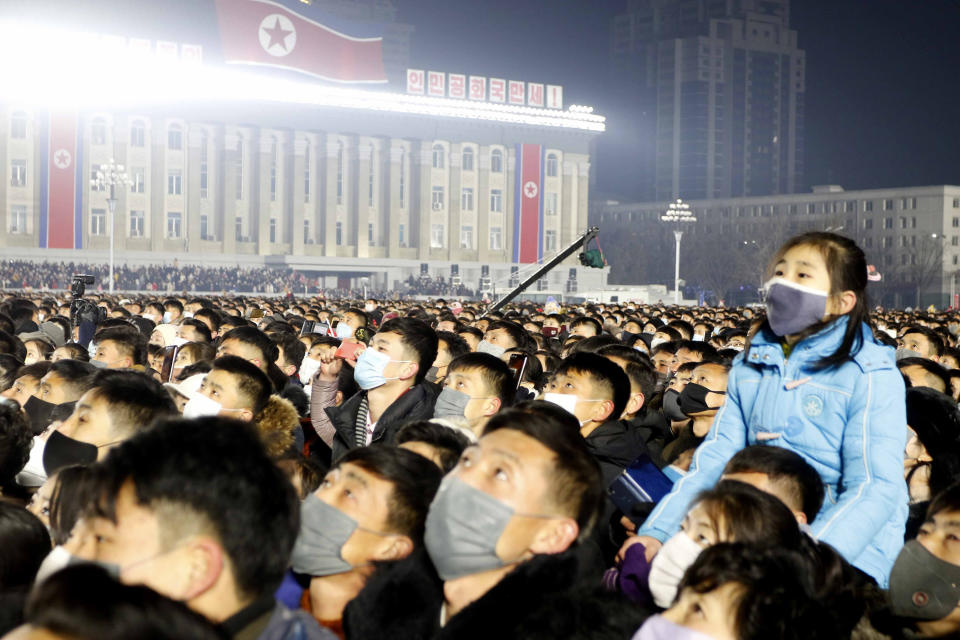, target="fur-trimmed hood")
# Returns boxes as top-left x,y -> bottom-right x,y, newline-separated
255,395 -> 299,458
